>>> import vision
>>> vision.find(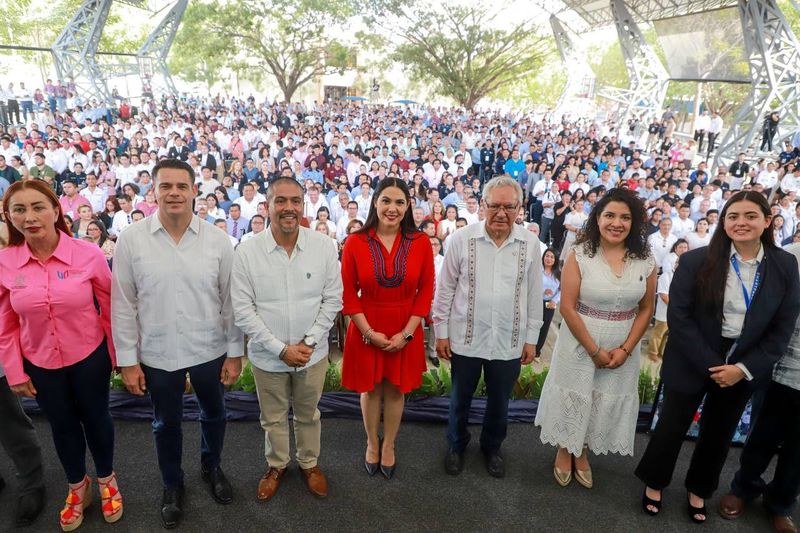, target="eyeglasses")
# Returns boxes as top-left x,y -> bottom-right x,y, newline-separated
485,203 -> 519,213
